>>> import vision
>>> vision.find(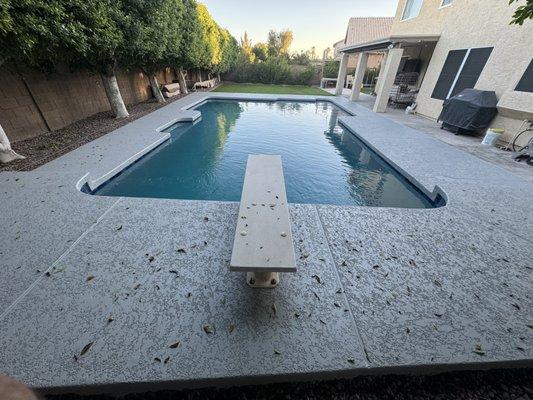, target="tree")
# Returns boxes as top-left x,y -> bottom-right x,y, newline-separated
510,0 -> 533,25
279,30 -> 293,55
240,31 -> 255,63
72,0 -> 130,118
0,117 -> 25,163
252,43 -> 269,61
213,28 -> 239,77
267,29 -> 293,57
121,0 -> 184,103
194,3 -> 221,75
0,0 -> 87,162
168,0 -> 202,94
